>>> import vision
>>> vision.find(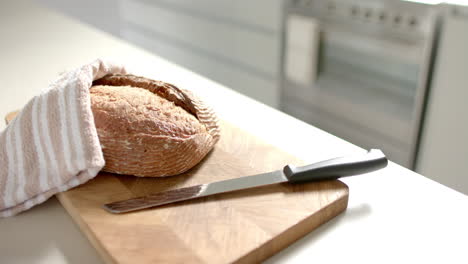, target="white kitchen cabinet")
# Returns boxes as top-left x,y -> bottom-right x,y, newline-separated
36,0 -> 284,108
118,0 -> 284,108
35,0 -> 121,36
416,4 -> 468,195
